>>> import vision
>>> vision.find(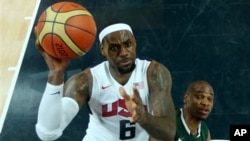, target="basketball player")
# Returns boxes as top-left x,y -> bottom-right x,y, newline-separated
35,23 -> 176,141
174,80 -> 214,141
